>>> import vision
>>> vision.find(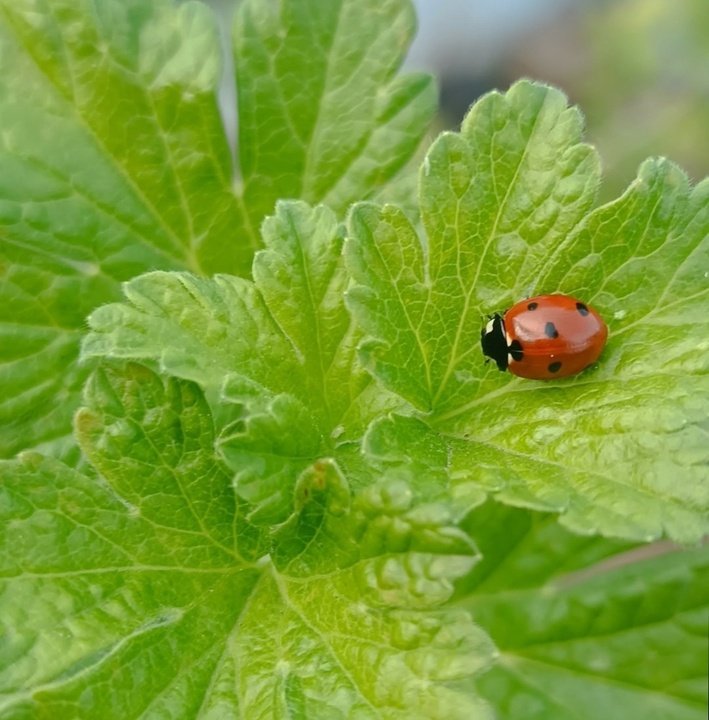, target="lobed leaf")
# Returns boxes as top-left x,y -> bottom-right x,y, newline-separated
0,0 -> 433,459
0,366 -> 261,718
231,0 -> 435,244
0,0 -> 230,458
346,80 -> 601,415
84,201 -> 402,523
0,362 -> 493,719
75,362 -> 263,562
346,80 -> 709,543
